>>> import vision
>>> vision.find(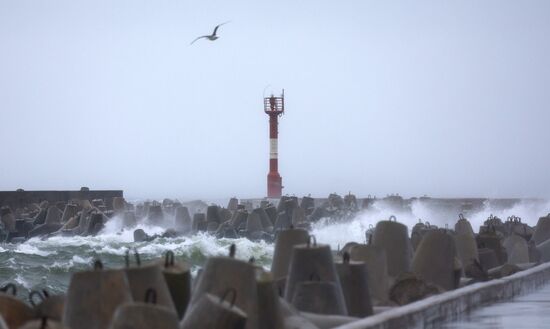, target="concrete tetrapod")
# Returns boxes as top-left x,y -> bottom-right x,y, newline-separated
207,222 -> 220,234
189,245 -> 258,329
216,222 -> 239,239
0,208 -> 16,232
277,298 -> 319,329
60,204 -> 78,223
174,206 -> 192,234
264,206 -> 278,226
253,207 -> 274,232
28,206 -> 64,238
410,221 -> 427,251
531,214 -> 550,245
454,219 -> 479,275
206,205 -> 222,225
28,222 -> 62,238
256,271 -> 285,329
231,210 -> 249,231
122,211 -> 137,229
478,247 -> 500,271
147,204 -> 164,223
112,197 -> 126,213
536,238 -> 550,262
58,213 -> 79,233
301,312 -> 359,329
528,240 -> 541,263
291,207 -> 307,226
0,284 -> 34,329
181,290 -> 247,329
0,315 -> 7,329
454,213 -> 475,236
18,318 -> 68,329
282,199 -> 298,223
504,216 -> 532,240
245,211 -> 264,235
339,242 -> 359,257
161,251 -> 192,320
309,206 -> 328,222
349,243 -> 388,305
274,212 -> 292,232
454,214 -> 478,271
477,229 -> 507,265
32,205 -> 48,226
533,214 -> 550,245
123,249 -> 176,314
73,207 -> 93,236
227,197 -> 239,211
85,212 -> 105,236
335,252 -> 373,317
218,208 -> 232,223
412,230 -> 461,291
283,236 -> 347,315
63,260 -> 133,329
271,227 -> 309,281
503,234 -> 529,265
222,207 -> 233,222
192,213 -> 207,232
109,289 -> 179,329
372,218 -> 412,279
300,196 -> 315,215
291,280 -> 347,315
389,273 -> 443,305
29,290 -> 65,321
276,196 -> 290,215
